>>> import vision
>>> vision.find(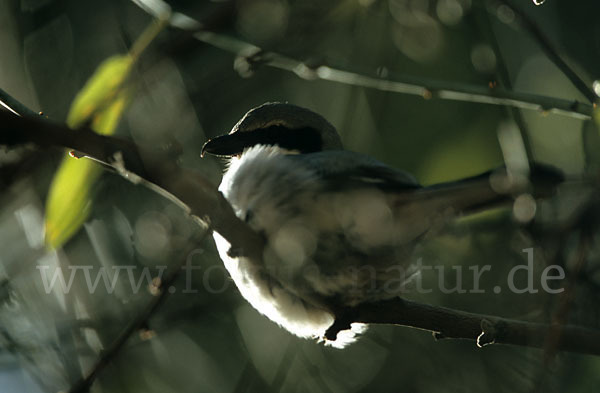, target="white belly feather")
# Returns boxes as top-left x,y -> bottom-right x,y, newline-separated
214,145 -> 366,347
